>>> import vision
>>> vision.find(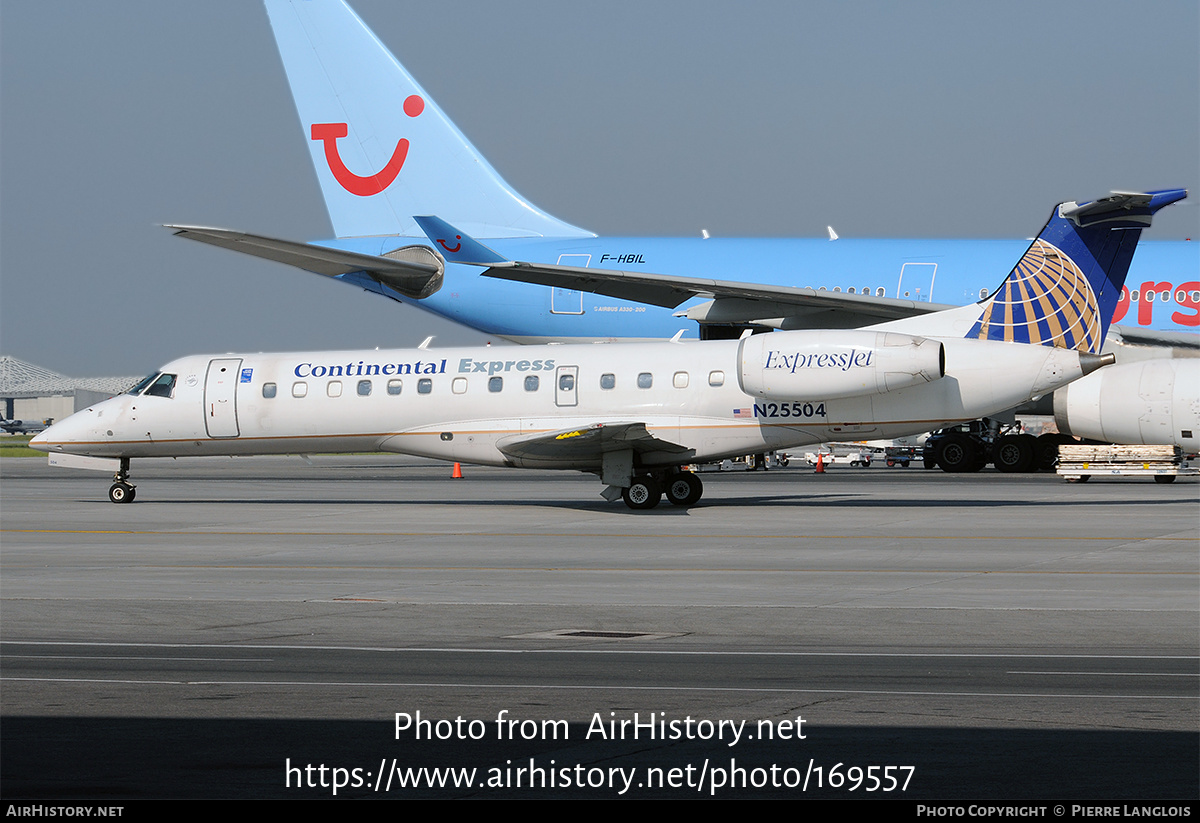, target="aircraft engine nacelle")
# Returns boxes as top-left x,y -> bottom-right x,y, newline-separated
737,330 -> 945,401
1053,358 -> 1200,451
